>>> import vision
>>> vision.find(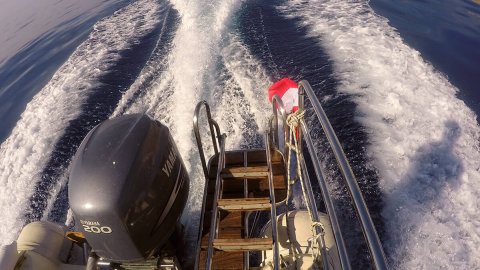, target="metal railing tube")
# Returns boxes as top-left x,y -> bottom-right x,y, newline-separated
271,95 -> 288,155
298,89 -> 304,151
85,252 -> 99,270
265,133 -> 280,270
298,80 -> 388,270
243,152 -> 250,270
205,134 -> 227,270
301,123 -> 351,270
298,156 -> 331,270
194,101 -> 221,180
